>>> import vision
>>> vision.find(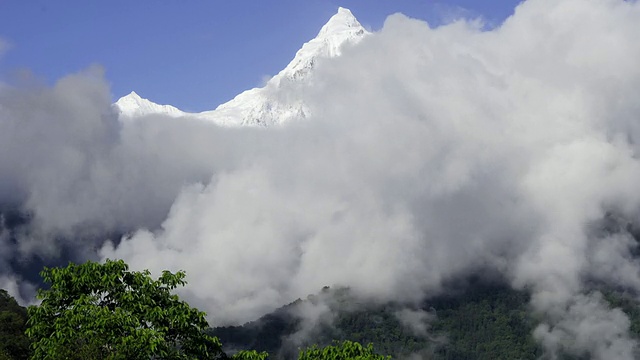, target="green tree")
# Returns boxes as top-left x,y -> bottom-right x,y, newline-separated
0,289 -> 31,360
232,350 -> 269,360
26,259 -> 223,360
298,341 -> 390,360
